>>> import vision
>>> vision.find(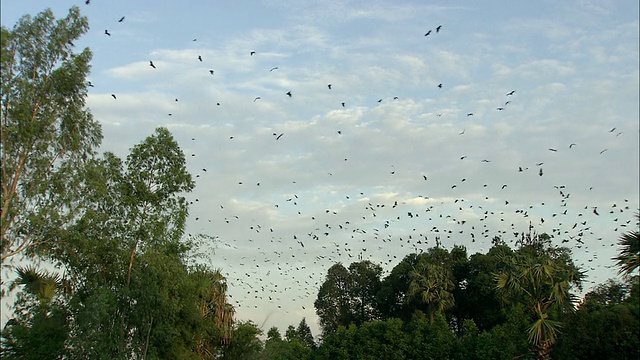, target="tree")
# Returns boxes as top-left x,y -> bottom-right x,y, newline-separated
295,318 -> 315,349
222,321 -> 263,360
314,261 -> 382,336
346,261 -> 382,325
1,266 -> 70,359
407,260 -> 455,325
266,326 -> 282,342
315,263 -> 353,335
42,128 -> 208,359
553,277 -> 640,360
1,6 -> 102,265
192,266 -> 236,359
495,238 -> 583,360
452,244 -> 512,333
613,213 -> 639,276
